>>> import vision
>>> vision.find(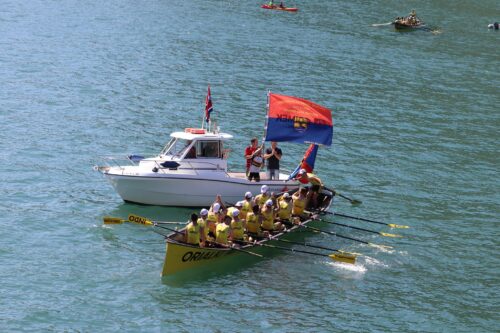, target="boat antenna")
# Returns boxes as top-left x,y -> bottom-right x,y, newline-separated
262,89 -> 271,150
